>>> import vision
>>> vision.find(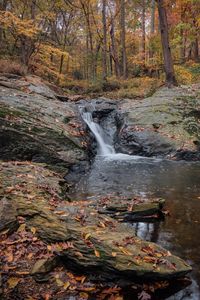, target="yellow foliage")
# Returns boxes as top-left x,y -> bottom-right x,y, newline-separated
0,11 -> 40,38
174,65 -> 193,84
